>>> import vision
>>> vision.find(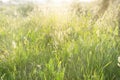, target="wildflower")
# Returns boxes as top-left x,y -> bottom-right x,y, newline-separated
117,56 -> 120,67
37,65 -> 41,69
118,63 -> 120,67
118,56 -> 120,63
